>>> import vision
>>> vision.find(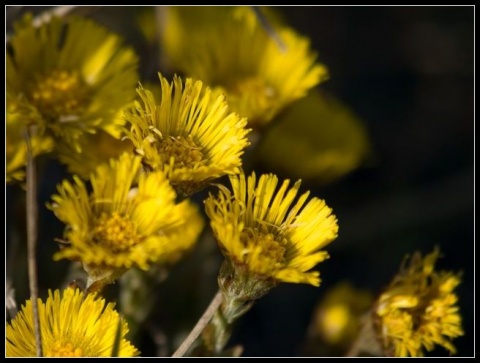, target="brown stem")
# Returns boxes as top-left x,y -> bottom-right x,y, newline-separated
25,127 -> 43,357
171,290 -> 223,357
345,334 -> 363,357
